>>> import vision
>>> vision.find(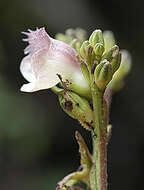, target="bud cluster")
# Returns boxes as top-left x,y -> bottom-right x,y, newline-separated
52,28 -> 131,134
79,29 -> 122,91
